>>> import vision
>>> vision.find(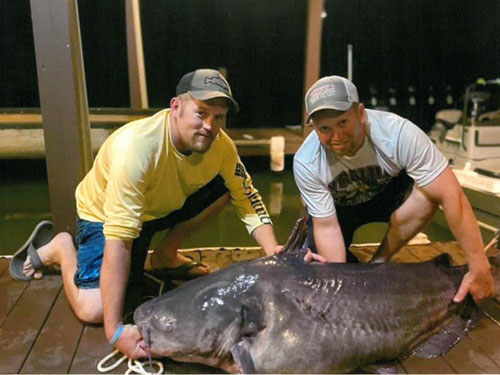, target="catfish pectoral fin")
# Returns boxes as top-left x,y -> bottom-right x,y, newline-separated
240,300 -> 265,336
231,341 -> 256,374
